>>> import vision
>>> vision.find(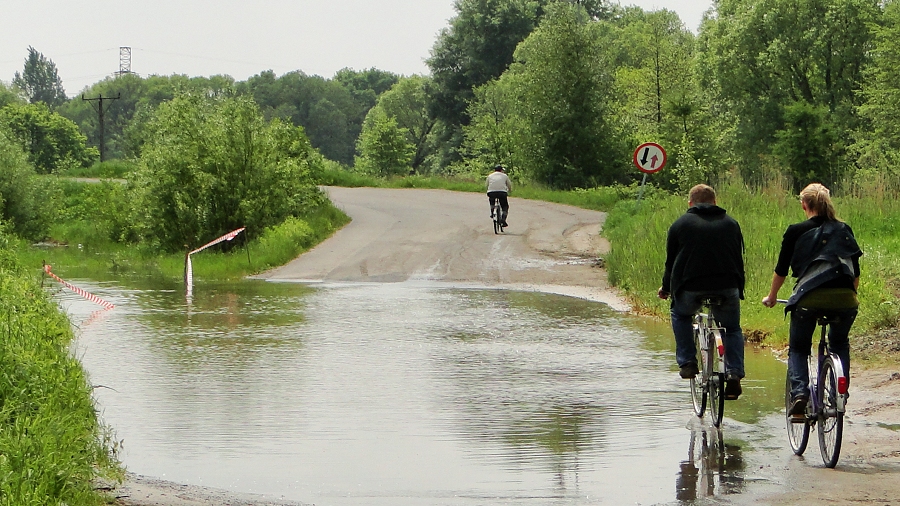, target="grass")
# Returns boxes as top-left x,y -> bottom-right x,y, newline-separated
0,238 -> 122,505
23,203 -> 350,284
